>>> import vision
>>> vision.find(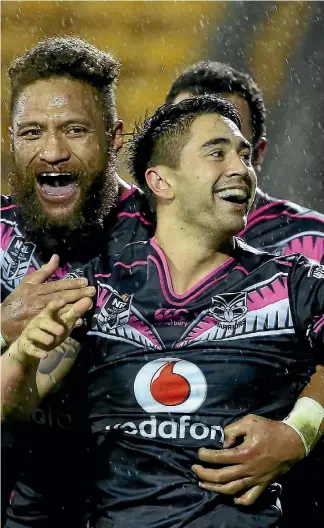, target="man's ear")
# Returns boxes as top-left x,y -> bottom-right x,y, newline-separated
9,126 -> 14,153
145,167 -> 175,201
112,120 -> 124,152
253,137 -> 267,173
